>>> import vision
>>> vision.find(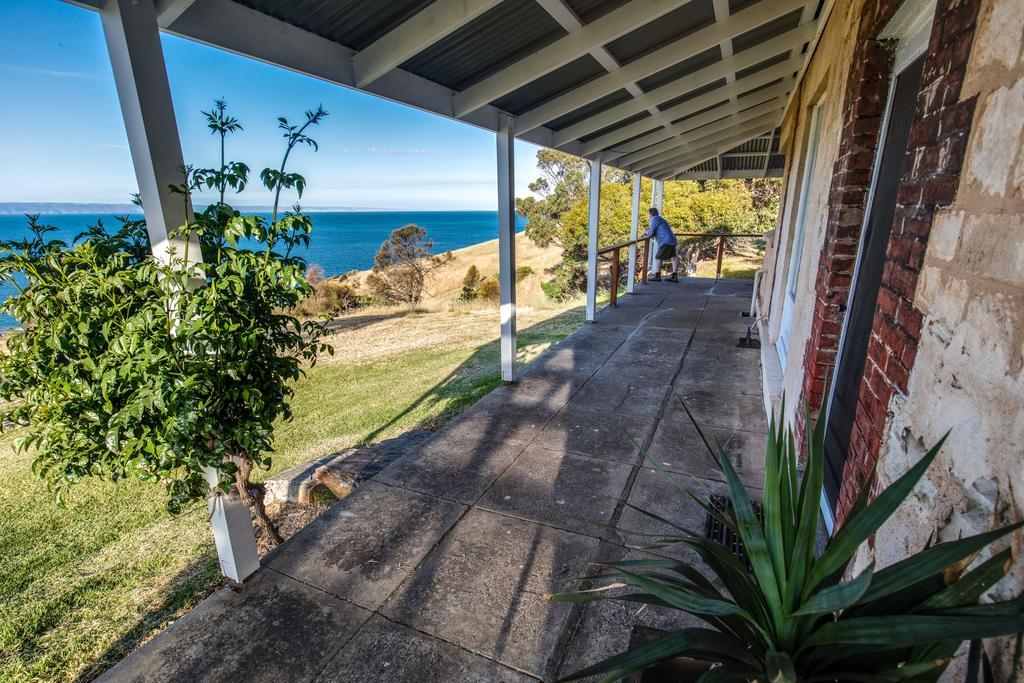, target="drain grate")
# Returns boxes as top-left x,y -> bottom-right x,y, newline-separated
704,495 -> 764,571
